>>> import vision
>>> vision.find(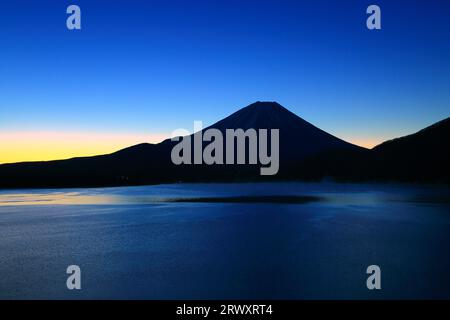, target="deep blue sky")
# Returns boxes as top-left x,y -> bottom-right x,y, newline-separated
1,0 -> 450,148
